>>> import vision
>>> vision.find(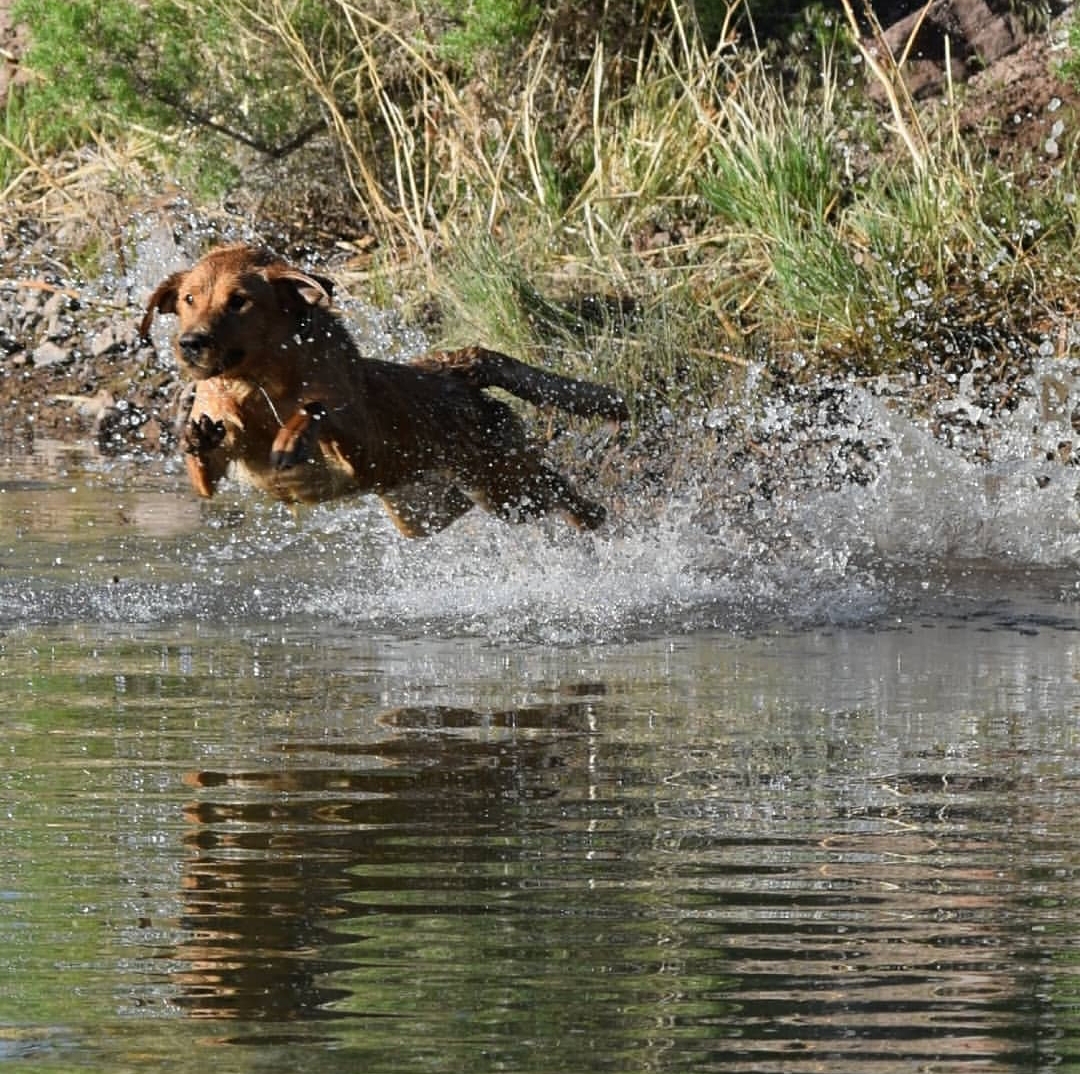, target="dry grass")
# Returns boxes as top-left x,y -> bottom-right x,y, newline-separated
4,0 -> 1080,410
